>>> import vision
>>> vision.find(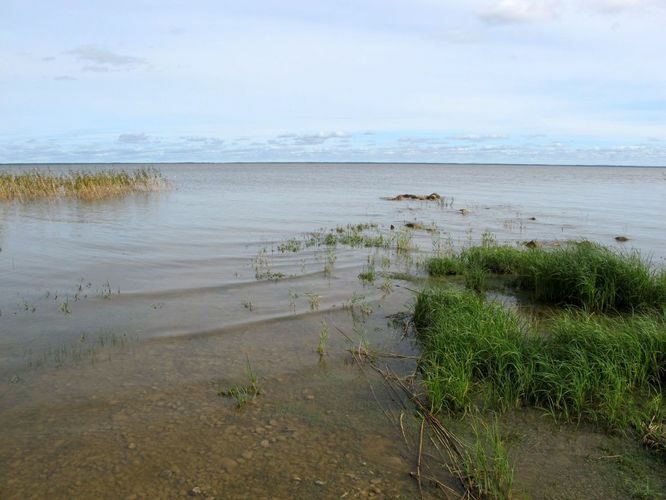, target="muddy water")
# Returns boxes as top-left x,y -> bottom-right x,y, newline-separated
1,291 -> 425,499
1,163 -> 665,498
